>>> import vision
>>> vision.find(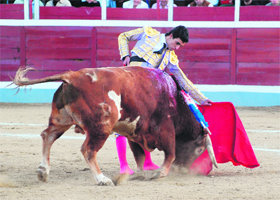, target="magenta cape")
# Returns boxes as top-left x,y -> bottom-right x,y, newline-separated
189,102 -> 260,175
